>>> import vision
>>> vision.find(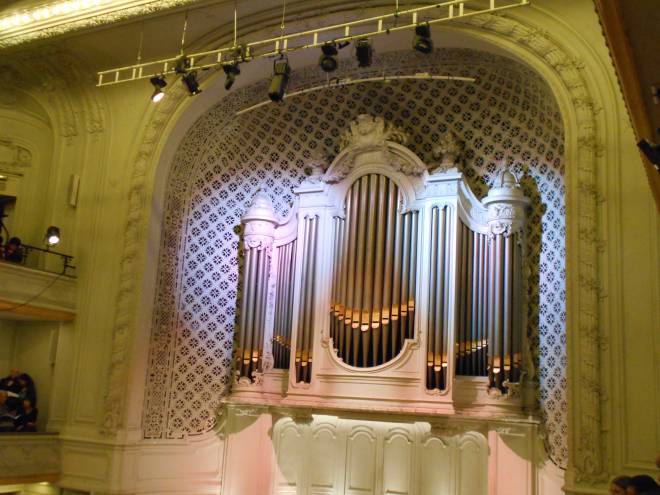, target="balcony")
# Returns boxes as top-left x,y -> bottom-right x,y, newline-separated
0,433 -> 59,484
0,257 -> 76,321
